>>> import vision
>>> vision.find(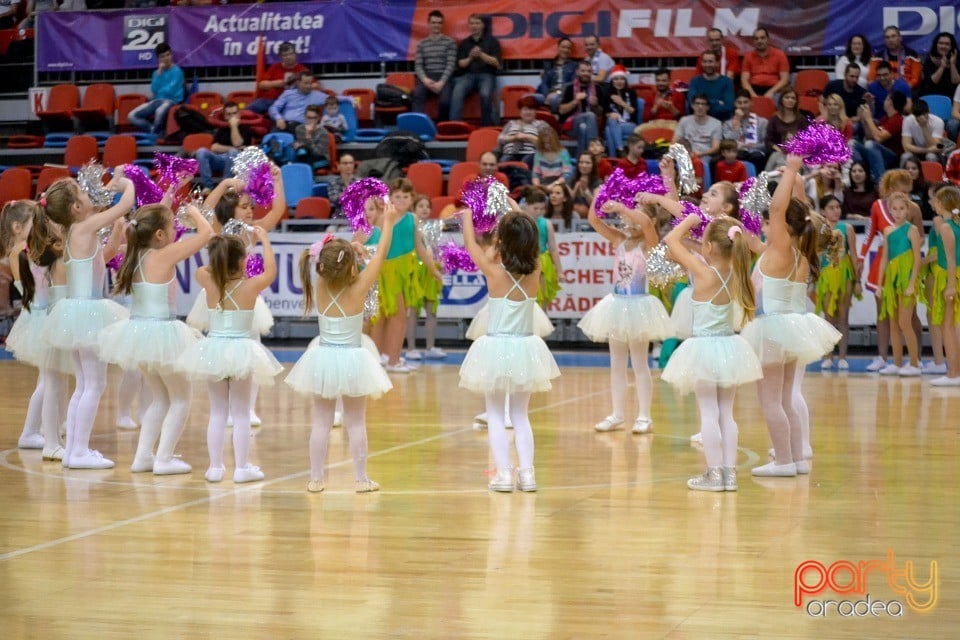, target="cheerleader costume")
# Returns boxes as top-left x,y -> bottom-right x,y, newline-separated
285,291 -> 393,399
814,221 -> 857,316
928,218 -> 960,326
466,300 -> 554,341
6,262 -> 52,368
44,232 -> 128,351
661,267 -> 762,395
98,250 -> 199,373
741,250 -> 841,365
535,216 -> 561,308
879,223 -> 919,321
860,198 -> 895,293
366,213 -> 422,319
176,282 -> 283,385
578,240 -> 674,343
459,270 -> 561,394
187,253 -> 274,337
